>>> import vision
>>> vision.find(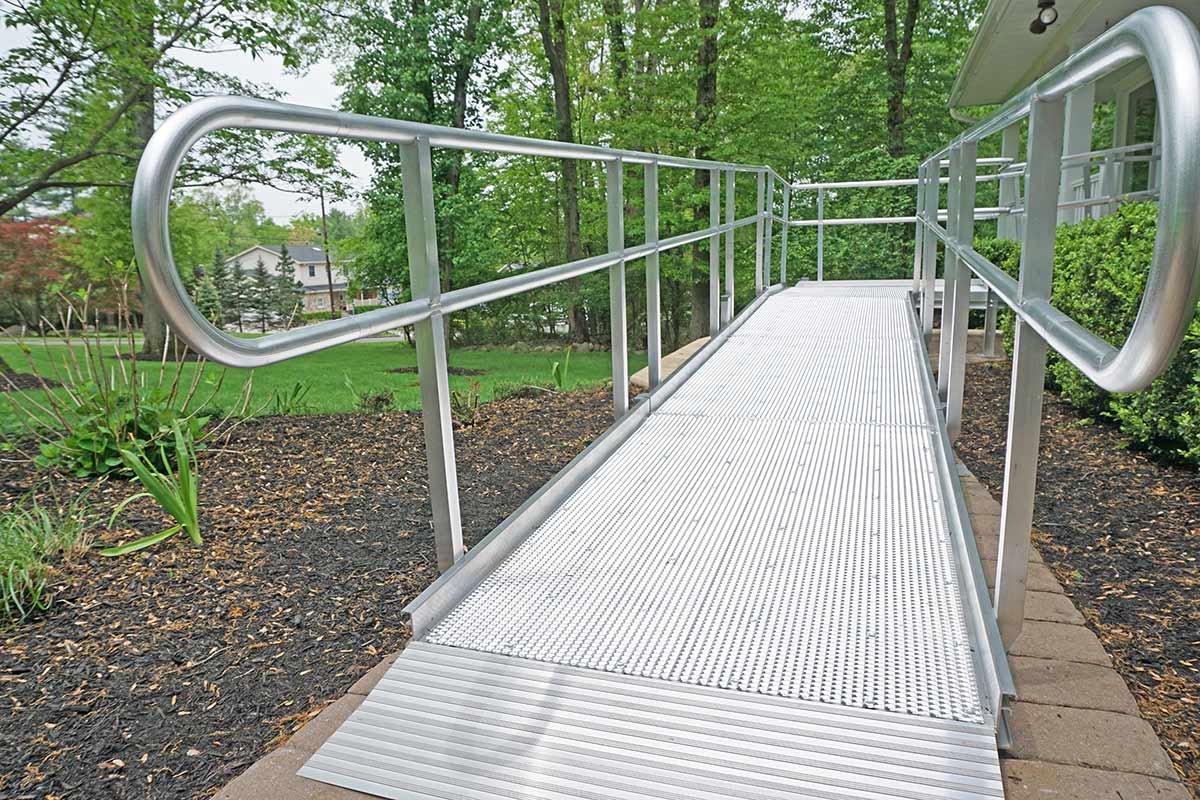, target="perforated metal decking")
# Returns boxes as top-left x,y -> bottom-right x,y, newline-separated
301,284 -> 1007,799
